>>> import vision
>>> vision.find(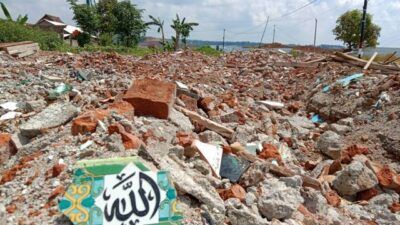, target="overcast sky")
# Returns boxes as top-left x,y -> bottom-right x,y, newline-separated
1,0 -> 400,47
